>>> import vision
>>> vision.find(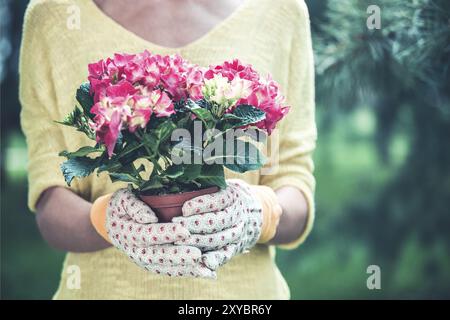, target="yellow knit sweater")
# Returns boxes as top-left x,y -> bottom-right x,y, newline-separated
19,0 -> 316,299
